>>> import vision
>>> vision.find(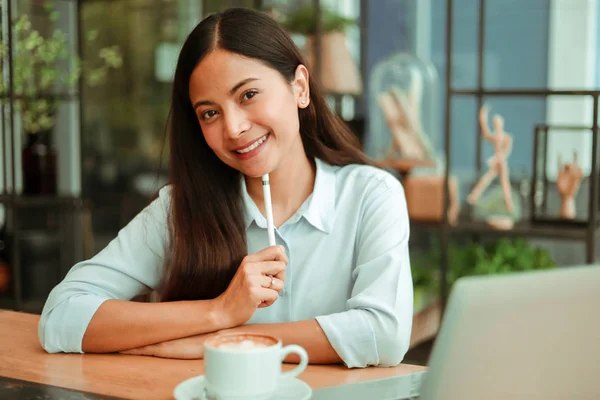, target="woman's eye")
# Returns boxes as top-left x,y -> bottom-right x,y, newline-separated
201,110 -> 218,120
242,90 -> 258,101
